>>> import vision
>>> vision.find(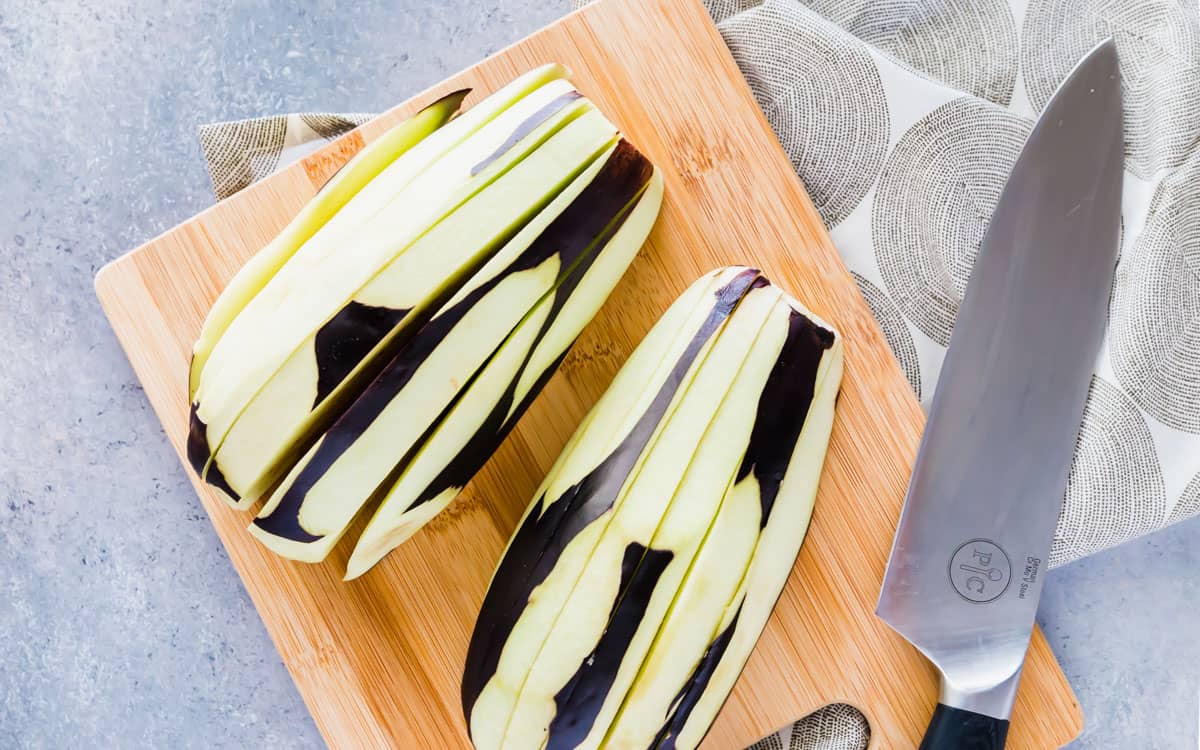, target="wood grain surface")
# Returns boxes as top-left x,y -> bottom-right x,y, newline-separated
94,0 -> 1083,746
